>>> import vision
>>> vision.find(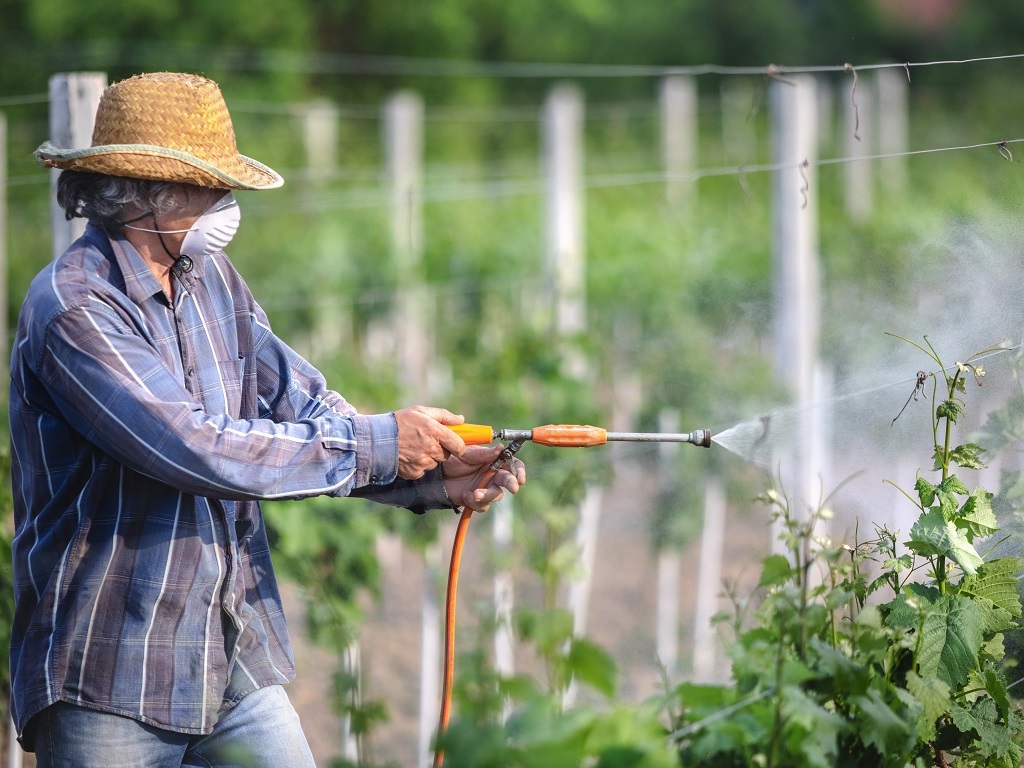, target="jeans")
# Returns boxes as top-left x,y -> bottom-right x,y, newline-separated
32,685 -> 317,768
